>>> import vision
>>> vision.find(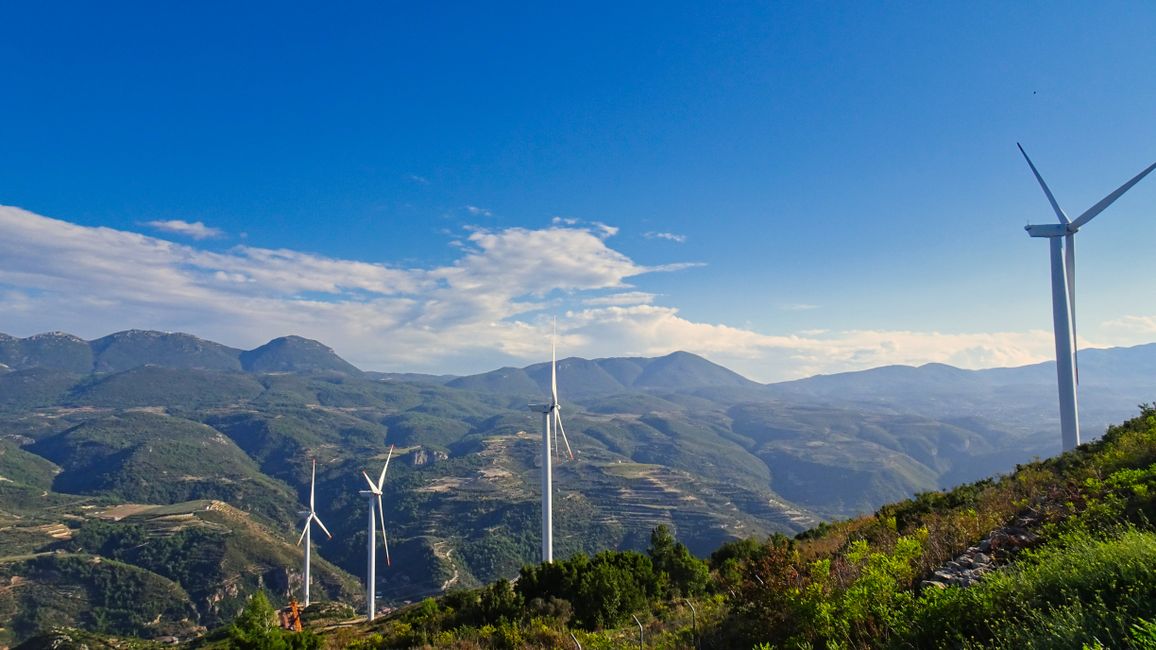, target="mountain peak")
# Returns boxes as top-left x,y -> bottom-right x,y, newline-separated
25,331 -> 86,343
90,330 -> 242,372
239,336 -> 362,375
0,330 -> 93,373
